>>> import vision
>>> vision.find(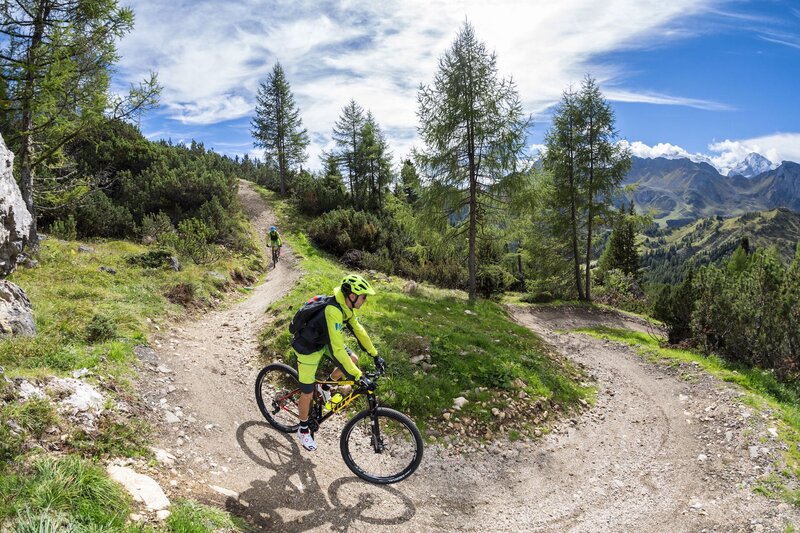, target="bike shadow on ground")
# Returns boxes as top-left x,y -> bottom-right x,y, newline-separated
231,420 -> 416,531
